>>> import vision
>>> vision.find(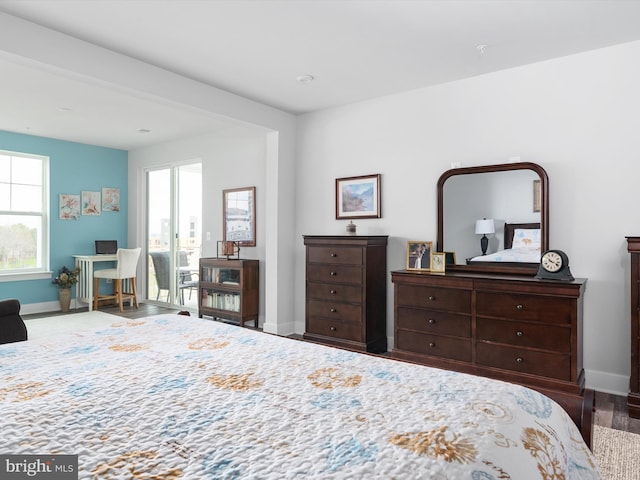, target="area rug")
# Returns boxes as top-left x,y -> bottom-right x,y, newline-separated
24,311 -> 122,339
593,424 -> 640,480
